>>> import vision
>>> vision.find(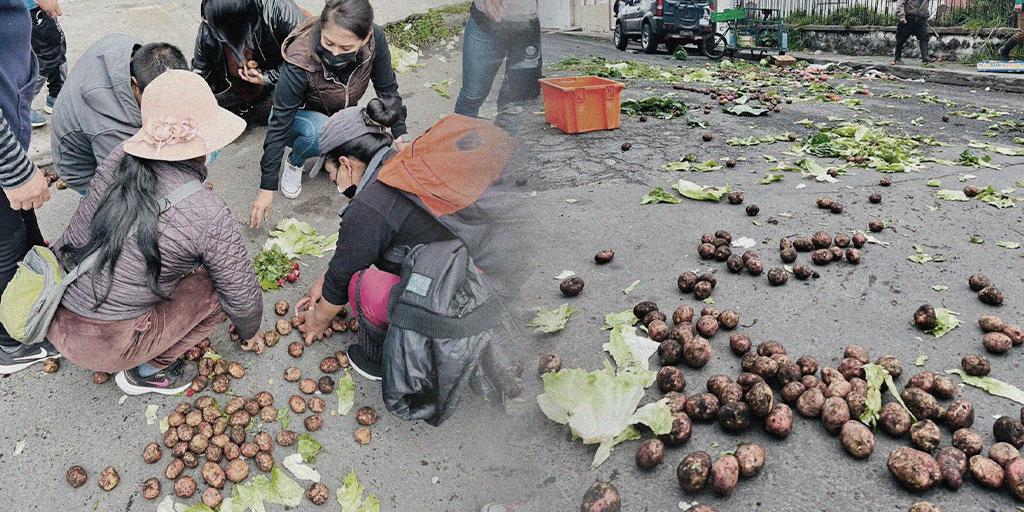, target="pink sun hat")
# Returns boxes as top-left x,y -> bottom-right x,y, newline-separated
123,70 -> 246,161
